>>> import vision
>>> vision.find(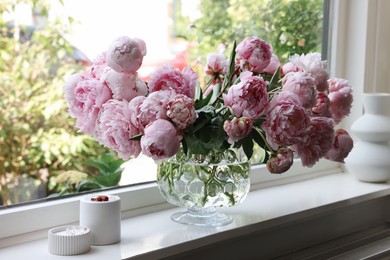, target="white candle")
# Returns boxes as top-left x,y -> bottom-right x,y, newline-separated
79,194 -> 121,245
